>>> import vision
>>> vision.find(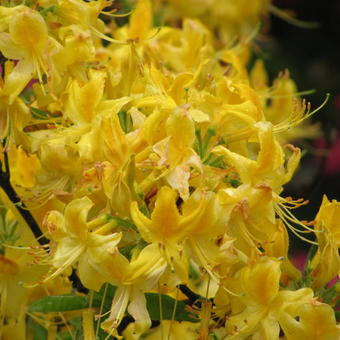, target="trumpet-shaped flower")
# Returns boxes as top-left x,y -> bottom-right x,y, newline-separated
131,186 -> 207,282
0,6 -> 61,103
99,242 -> 167,338
43,196 -> 122,291
223,258 -> 314,339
